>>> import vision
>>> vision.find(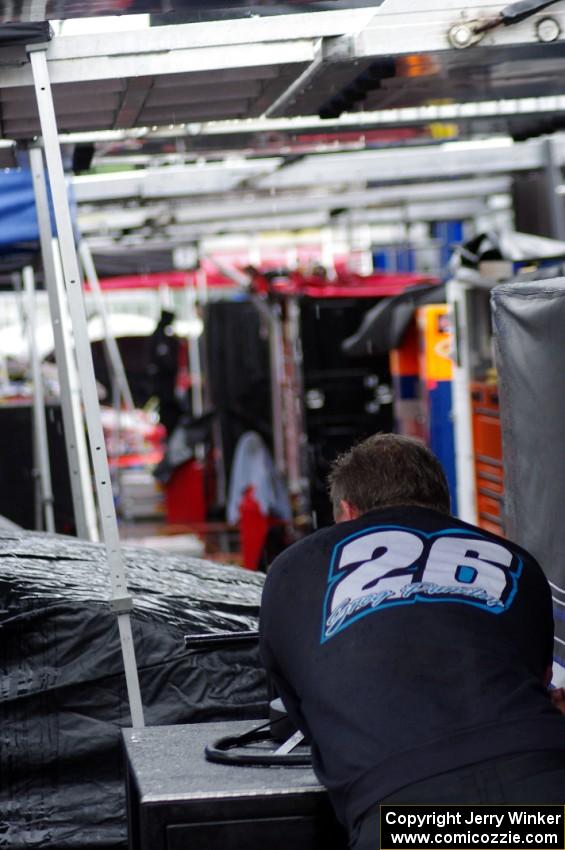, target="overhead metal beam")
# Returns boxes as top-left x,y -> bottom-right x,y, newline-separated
0,7 -> 382,90
72,158 -> 282,202
114,76 -> 154,130
44,93 -> 565,145
50,8 -> 382,61
256,137 -> 565,190
181,95 -> 565,136
170,178 -> 511,222
82,198 -> 499,248
343,198 -> 501,223
265,29 -> 371,119
0,39 -> 316,90
77,177 -> 511,234
161,209 -> 330,238
265,39 -> 325,119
